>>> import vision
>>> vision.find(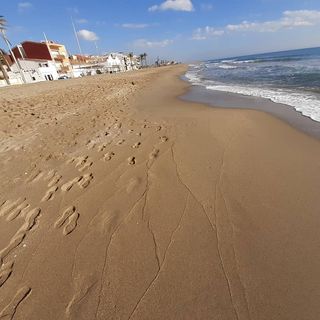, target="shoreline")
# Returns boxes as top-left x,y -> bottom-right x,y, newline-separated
1,65 -> 320,319
181,74 -> 320,139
